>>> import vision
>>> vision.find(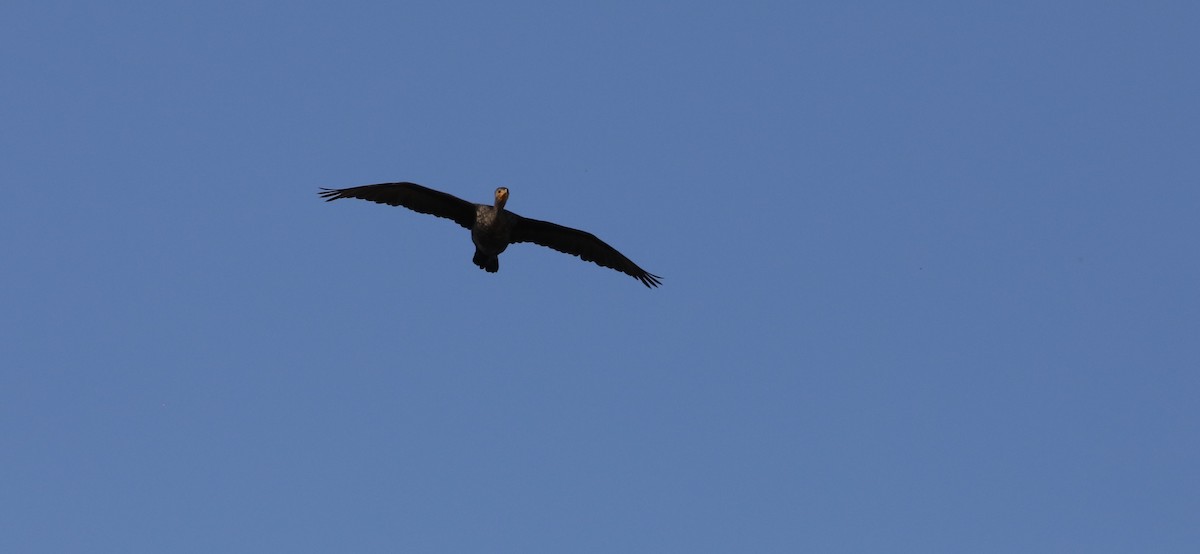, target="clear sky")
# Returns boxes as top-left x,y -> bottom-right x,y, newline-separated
2,1 -> 1197,552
